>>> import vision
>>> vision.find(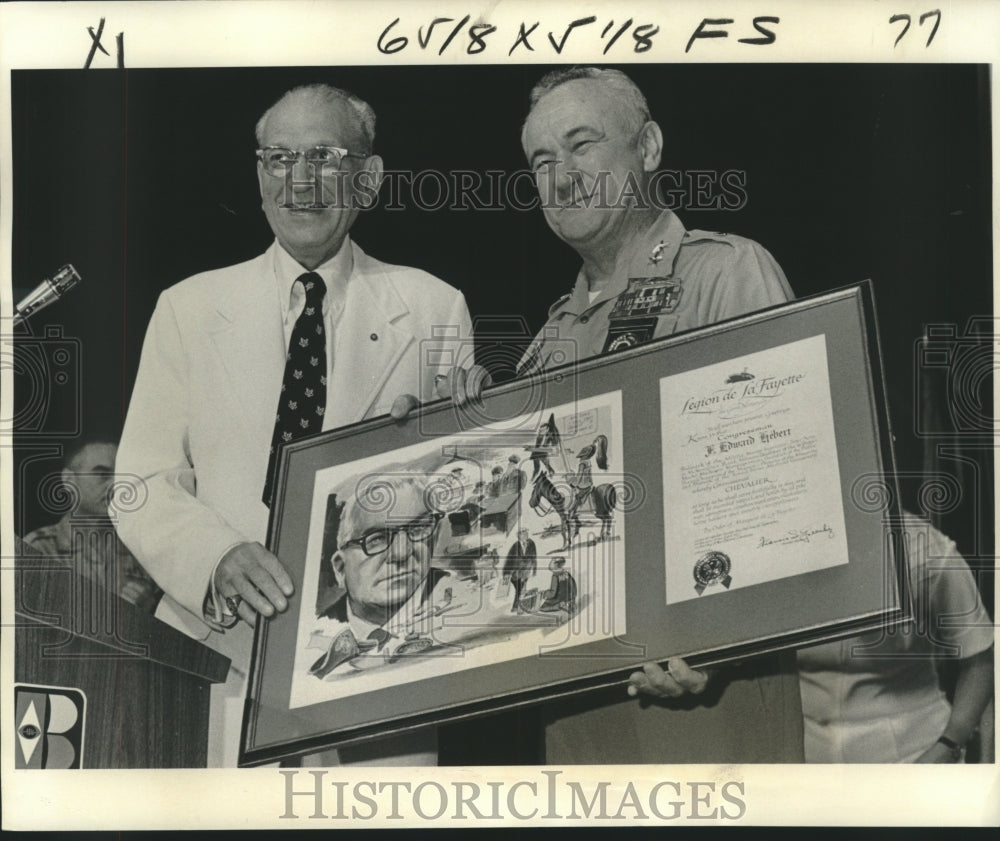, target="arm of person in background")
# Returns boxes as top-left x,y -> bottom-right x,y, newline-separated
909,514 -> 995,762
916,646 -> 994,763
118,542 -> 163,613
